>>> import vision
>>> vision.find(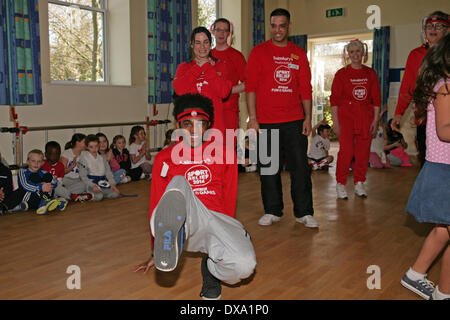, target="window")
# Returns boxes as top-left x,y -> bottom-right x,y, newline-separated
198,0 -> 217,30
48,0 -> 107,83
308,33 -> 373,127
